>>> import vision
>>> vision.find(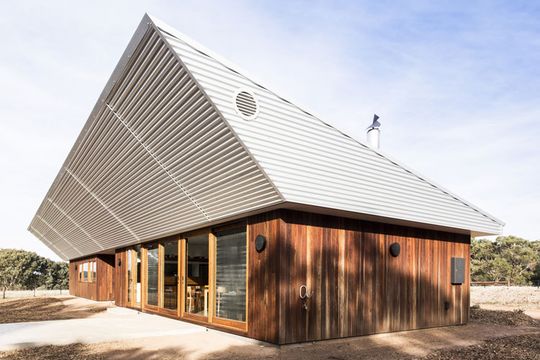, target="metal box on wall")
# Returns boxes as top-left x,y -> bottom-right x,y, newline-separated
451,257 -> 465,284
